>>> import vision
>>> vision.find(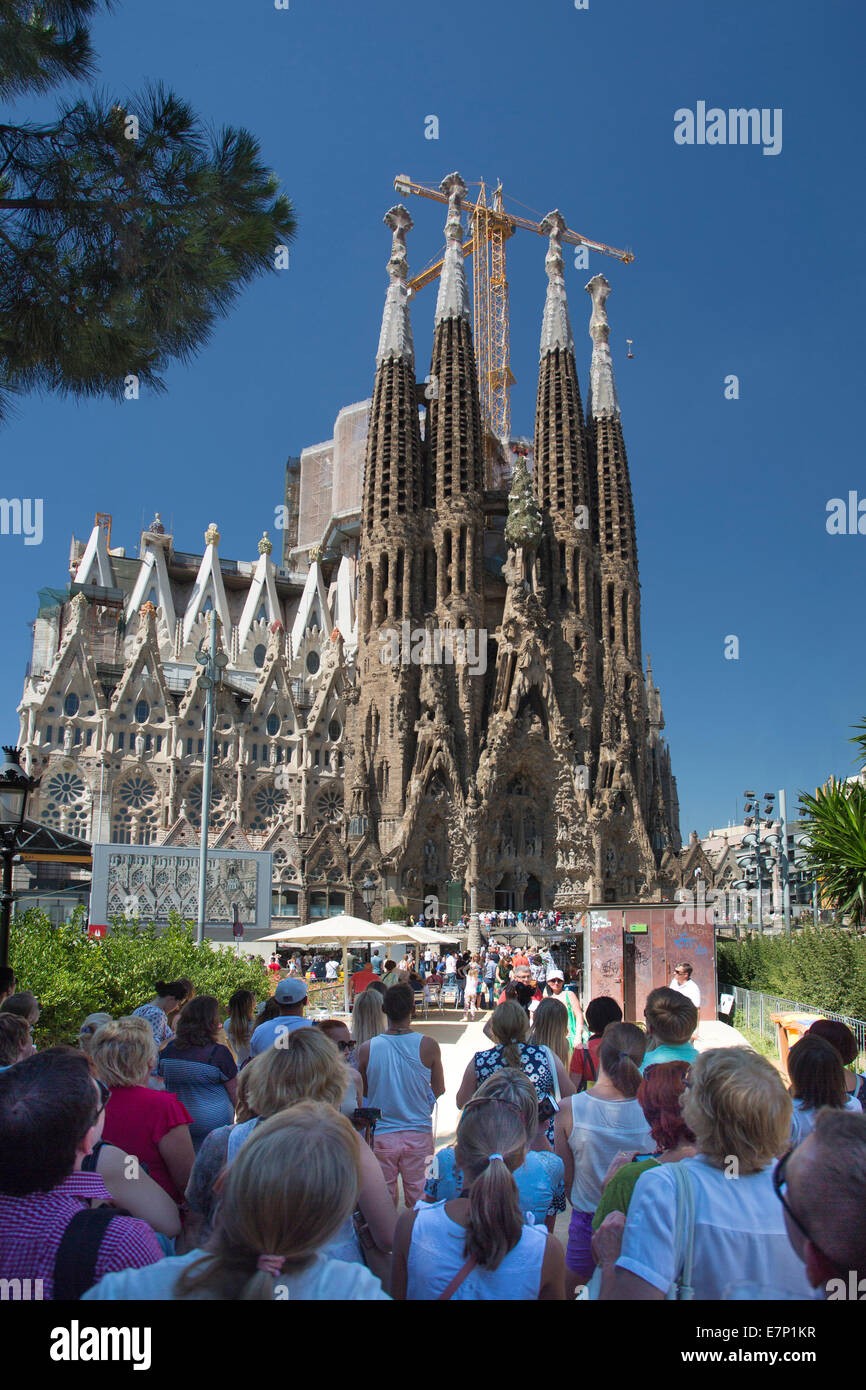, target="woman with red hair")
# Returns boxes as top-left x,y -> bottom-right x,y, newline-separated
591,1060 -> 696,1230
